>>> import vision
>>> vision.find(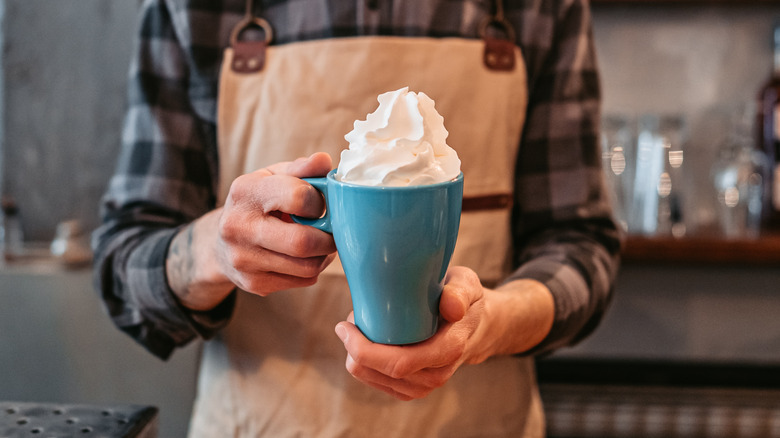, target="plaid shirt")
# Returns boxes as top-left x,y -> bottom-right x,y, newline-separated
93,0 -> 621,360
